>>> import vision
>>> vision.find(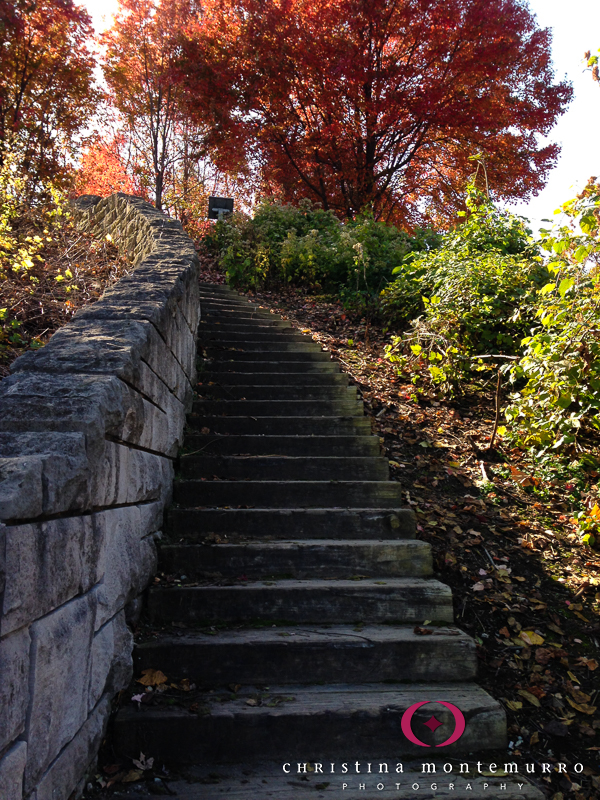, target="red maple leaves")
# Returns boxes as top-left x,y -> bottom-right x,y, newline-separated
179,0 -> 572,225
